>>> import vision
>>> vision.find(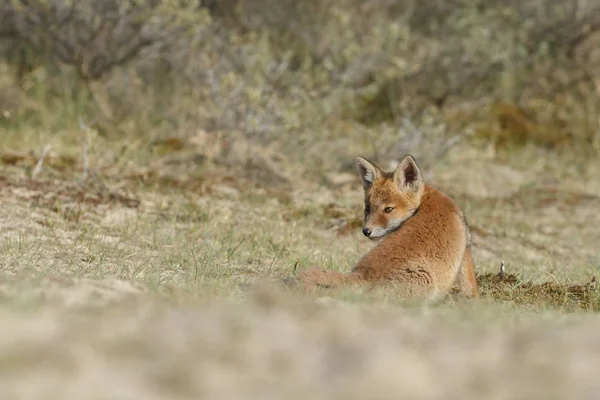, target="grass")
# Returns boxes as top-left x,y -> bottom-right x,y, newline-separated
1,125 -> 600,398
